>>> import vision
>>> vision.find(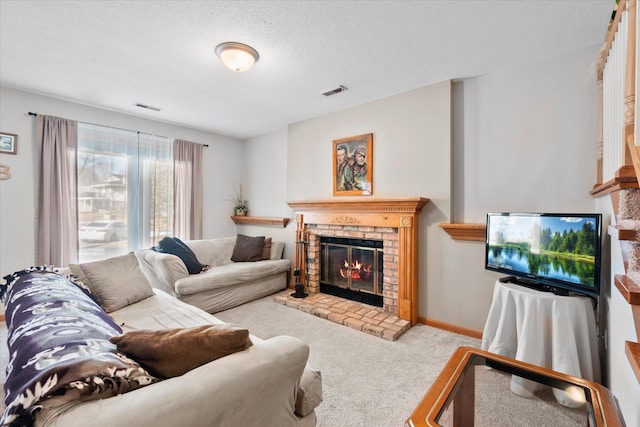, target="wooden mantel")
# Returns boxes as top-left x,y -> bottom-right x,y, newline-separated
287,197 -> 429,325
287,197 -> 429,213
